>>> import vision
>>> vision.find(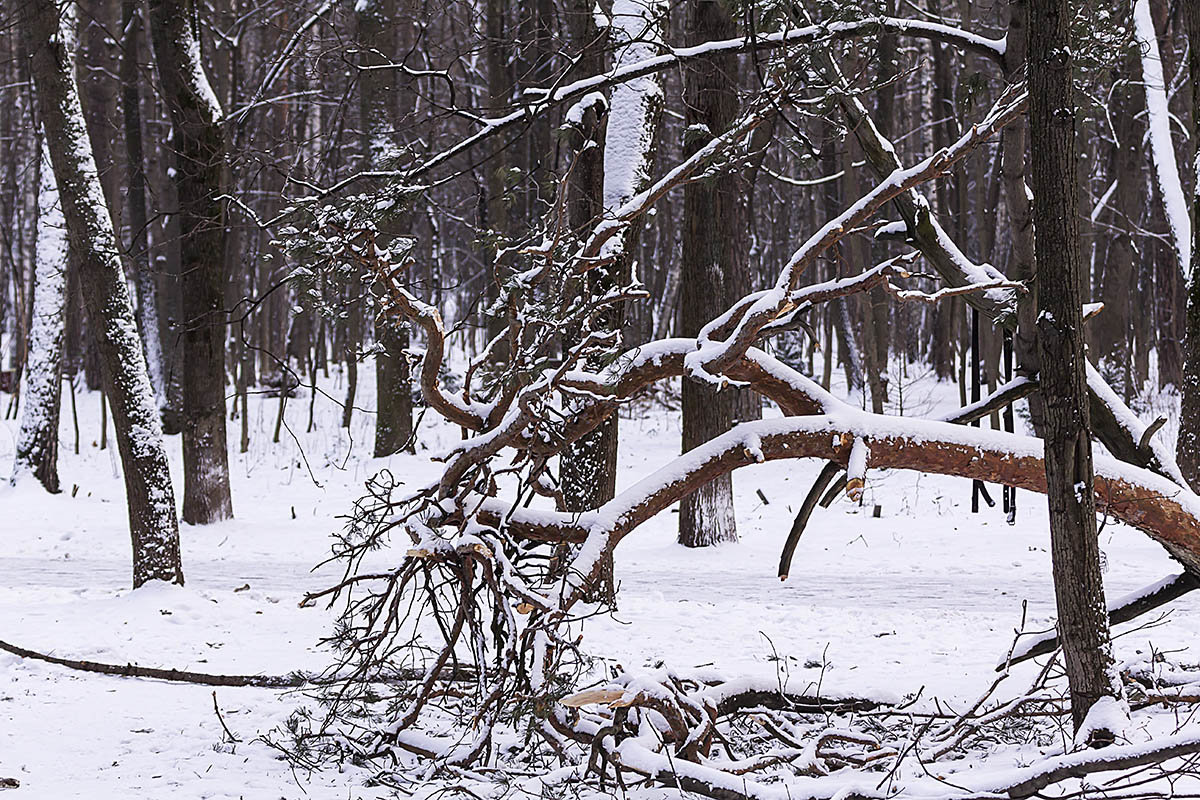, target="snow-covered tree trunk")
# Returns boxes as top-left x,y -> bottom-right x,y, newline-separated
12,146 -> 66,494
1132,0 -> 1190,281
147,0 -> 234,524
560,0 -> 665,519
22,0 -> 183,587
1028,0 -> 1123,739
